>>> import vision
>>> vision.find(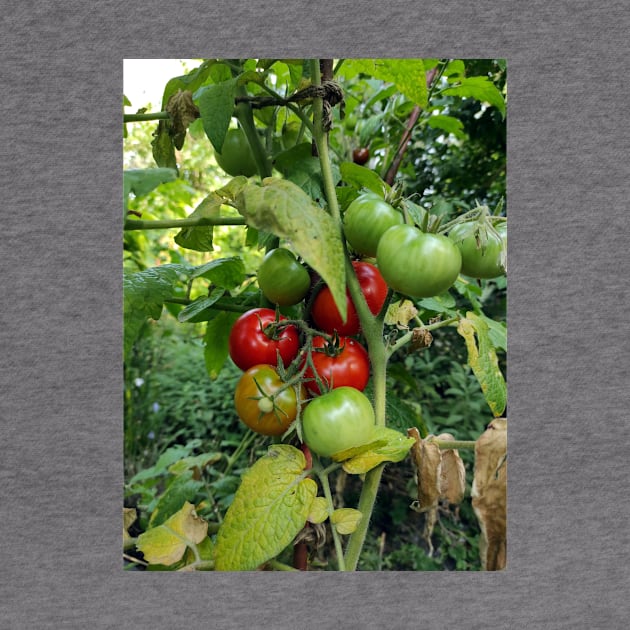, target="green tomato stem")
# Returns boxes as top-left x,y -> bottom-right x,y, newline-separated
343,463 -> 385,571
316,466 -> 346,571
123,111 -> 170,123
386,316 -> 460,359
124,217 -> 247,230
